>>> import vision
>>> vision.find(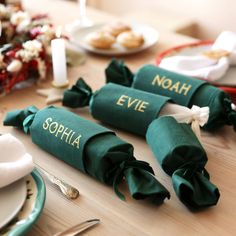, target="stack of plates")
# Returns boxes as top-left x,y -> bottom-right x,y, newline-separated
0,170 -> 46,236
